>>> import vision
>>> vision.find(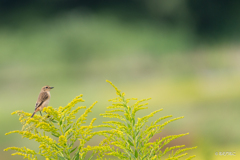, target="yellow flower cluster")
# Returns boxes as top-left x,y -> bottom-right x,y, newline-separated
135,109 -> 163,130
39,143 -> 58,158
99,80 -> 197,159
100,113 -> 126,122
42,106 -> 59,120
4,93 -> 105,160
75,101 -> 97,127
35,122 -> 57,132
4,146 -> 37,160
58,135 -> 67,146
4,81 -> 197,160
106,80 -> 121,96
